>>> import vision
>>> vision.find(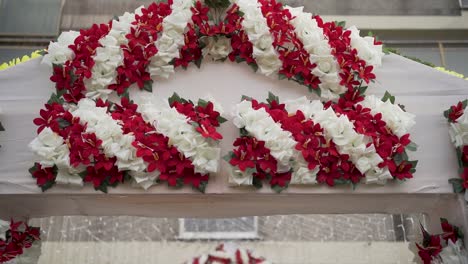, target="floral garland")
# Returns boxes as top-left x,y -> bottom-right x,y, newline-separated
29,93 -> 225,193
444,100 -> 468,199
414,219 -> 467,264
186,243 -> 270,264
226,91 -> 417,192
0,220 -> 40,263
43,0 -> 383,102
